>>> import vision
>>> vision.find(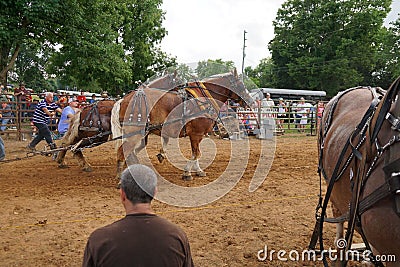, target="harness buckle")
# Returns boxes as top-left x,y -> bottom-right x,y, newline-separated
392,172 -> 400,195
386,112 -> 400,131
